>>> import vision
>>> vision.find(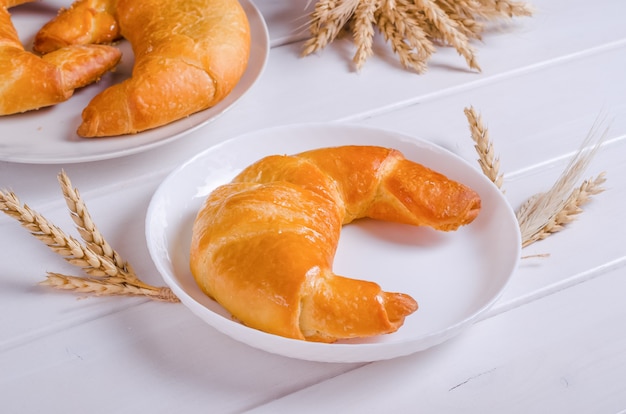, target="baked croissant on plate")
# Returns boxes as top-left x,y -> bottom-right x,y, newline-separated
190,145 -> 481,343
0,0 -> 120,115
33,0 -> 120,54
33,0 -> 251,137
